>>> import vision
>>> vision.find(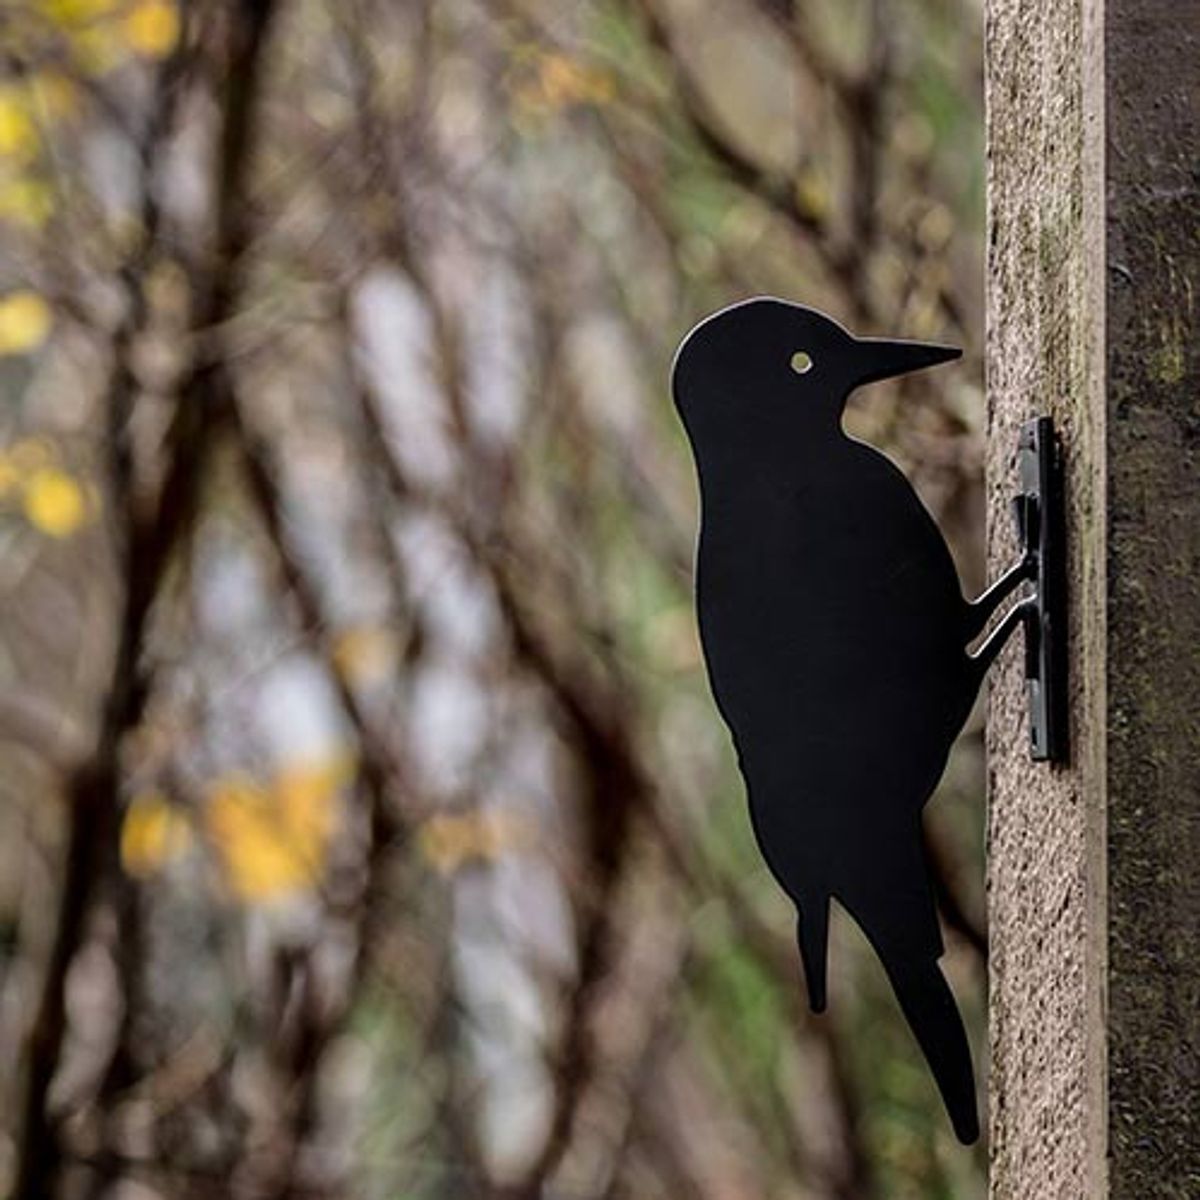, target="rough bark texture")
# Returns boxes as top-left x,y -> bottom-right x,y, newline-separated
1104,2 -> 1200,1194
986,1 -> 1200,1197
